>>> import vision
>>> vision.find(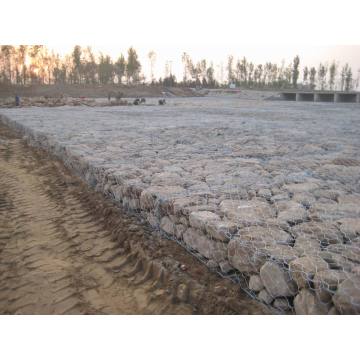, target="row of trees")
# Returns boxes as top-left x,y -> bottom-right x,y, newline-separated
0,45 -> 358,91
223,55 -> 356,91
0,45 -> 141,86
